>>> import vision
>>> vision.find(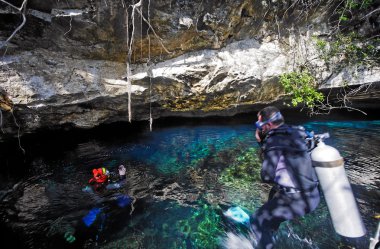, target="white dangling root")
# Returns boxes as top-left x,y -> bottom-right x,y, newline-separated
124,0 -> 171,125
148,65 -> 153,131
147,0 -> 153,132
126,64 -> 132,123
126,0 -> 143,123
10,110 -> 25,154
0,109 -> 4,133
130,196 -> 137,215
